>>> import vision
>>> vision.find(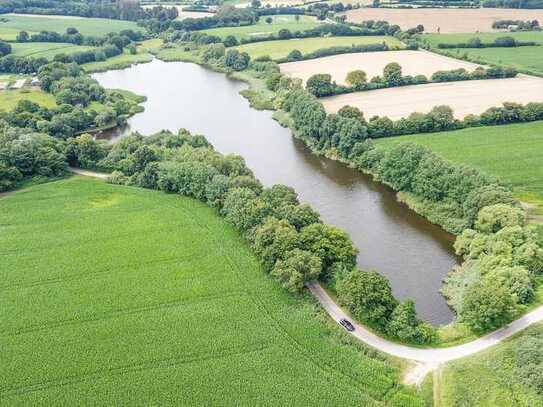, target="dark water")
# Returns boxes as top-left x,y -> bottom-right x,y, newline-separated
93,59 -> 458,325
